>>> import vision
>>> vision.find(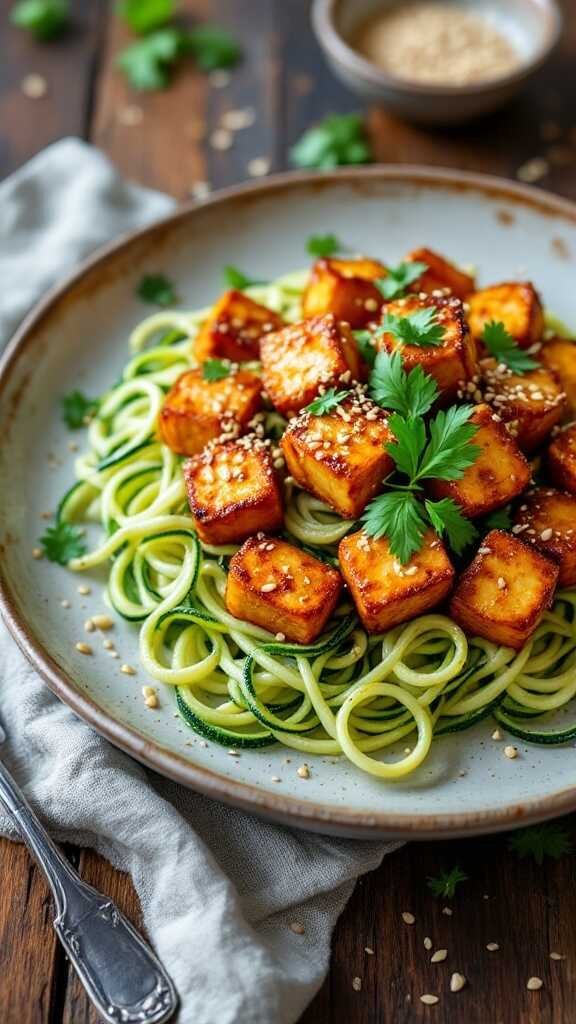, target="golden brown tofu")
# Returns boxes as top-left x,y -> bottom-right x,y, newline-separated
468,282 -> 544,349
547,423 -> 576,495
540,337 -> 576,416
225,535 -> 342,644
481,360 -> 566,452
450,529 -> 559,649
194,290 -> 283,363
512,487 -> 576,586
376,294 -> 477,399
184,437 -> 283,545
338,530 -> 454,634
260,314 -> 363,418
426,404 -> 531,518
158,368 -> 262,456
281,390 -> 393,519
302,257 -> 386,328
406,247 -> 475,301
